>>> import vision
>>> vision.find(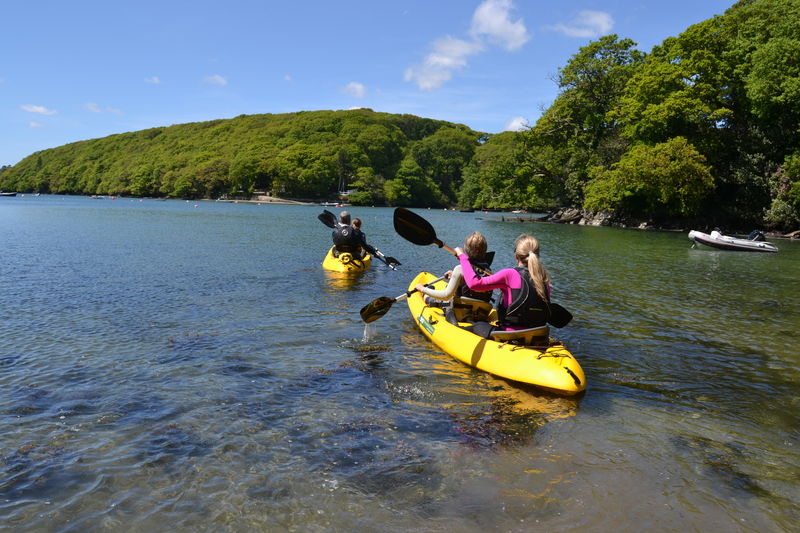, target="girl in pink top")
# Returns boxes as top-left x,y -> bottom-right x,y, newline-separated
456,234 -> 551,333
